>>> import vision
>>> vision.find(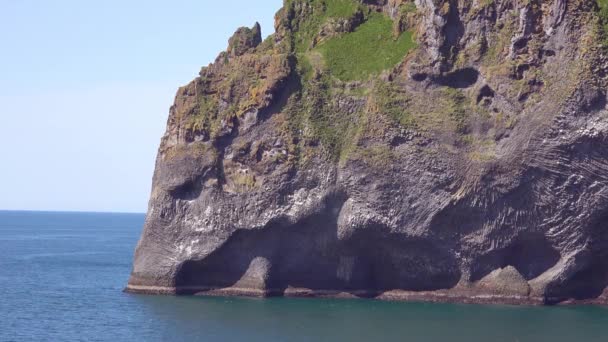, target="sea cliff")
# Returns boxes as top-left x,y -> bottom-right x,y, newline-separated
128,0 -> 608,305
